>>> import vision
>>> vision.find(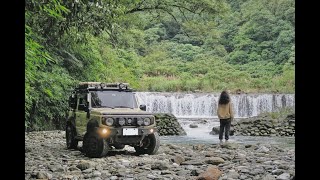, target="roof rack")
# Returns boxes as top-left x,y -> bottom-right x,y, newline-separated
76,82 -> 131,91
